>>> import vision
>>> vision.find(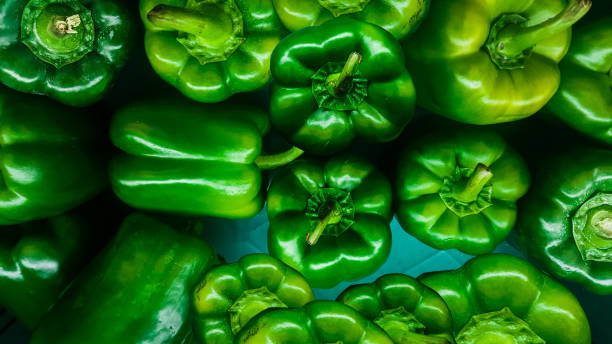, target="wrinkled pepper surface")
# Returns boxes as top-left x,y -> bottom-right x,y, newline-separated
547,16 -> 612,145
404,0 -> 592,124
420,254 -> 591,344
270,18 -> 415,155
141,0 -> 282,103
30,213 -> 218,344
395,128 -> 530,255
236,300 -> 394,343
517,148 -> 612,294
0,0 -> 133,107
192,253 -> 314,343
272,0 -> 429,40
338,273 -> 453,344
267,154 -> 392,288
110,99 -> 303,219
0,86 -> 105,225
